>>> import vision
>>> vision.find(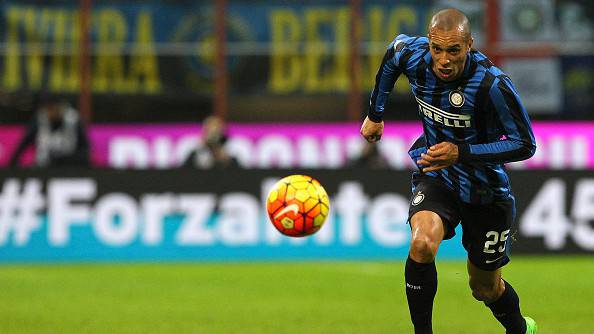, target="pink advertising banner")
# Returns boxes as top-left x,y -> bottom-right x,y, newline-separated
1,122 -> 593,169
